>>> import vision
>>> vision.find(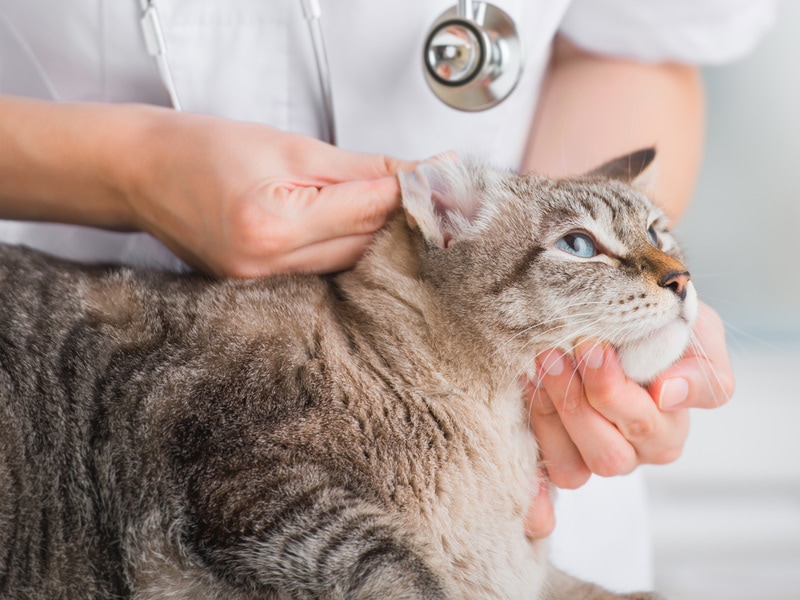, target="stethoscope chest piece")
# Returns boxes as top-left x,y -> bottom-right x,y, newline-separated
423,2 -> 523,111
